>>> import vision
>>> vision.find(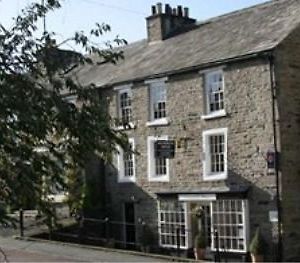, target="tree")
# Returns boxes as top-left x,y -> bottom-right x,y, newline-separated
0,0 -> 127,225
